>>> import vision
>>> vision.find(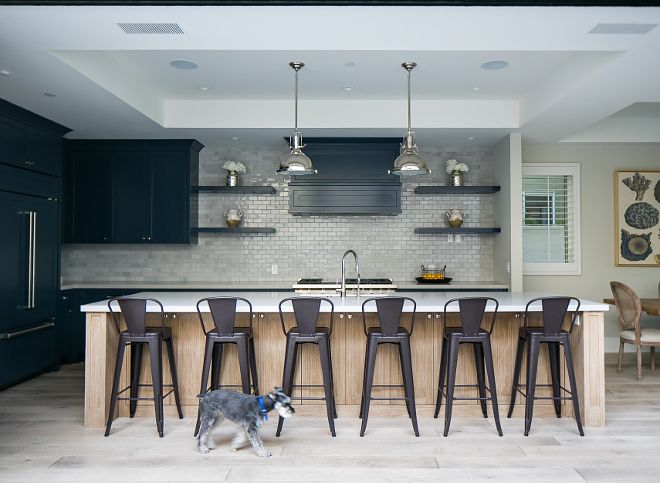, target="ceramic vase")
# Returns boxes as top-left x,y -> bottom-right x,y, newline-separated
446,209 -> 465,228
225,209 -> 243,228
